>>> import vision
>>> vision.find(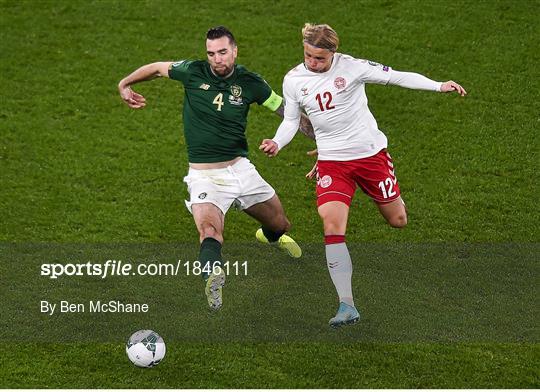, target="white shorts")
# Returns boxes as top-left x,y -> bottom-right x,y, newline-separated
183,158 -> 276,214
